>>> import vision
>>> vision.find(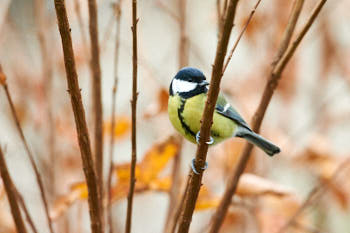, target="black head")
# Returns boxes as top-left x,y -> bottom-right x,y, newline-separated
169,67 -> 209,98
